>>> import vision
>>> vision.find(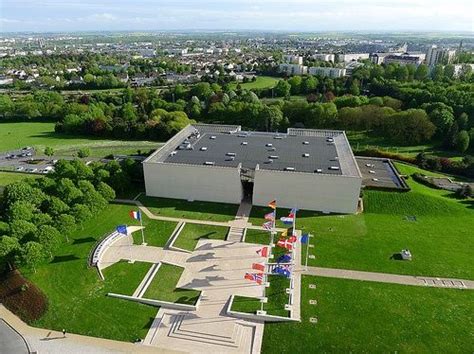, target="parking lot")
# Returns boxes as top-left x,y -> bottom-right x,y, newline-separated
0,147 -> 57,174
356,157 -> 409,190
